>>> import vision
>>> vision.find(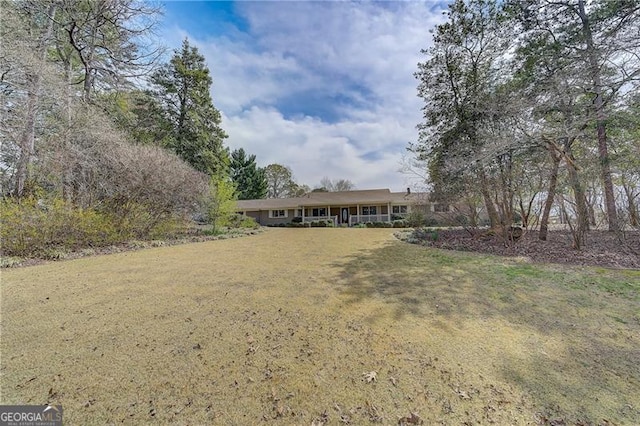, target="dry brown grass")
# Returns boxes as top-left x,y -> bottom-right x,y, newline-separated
1,228 -> 639,425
